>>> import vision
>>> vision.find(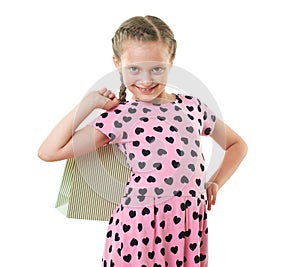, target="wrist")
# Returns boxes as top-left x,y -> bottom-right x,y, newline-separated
212,182 -> 219,190
207,181 -> 220,190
